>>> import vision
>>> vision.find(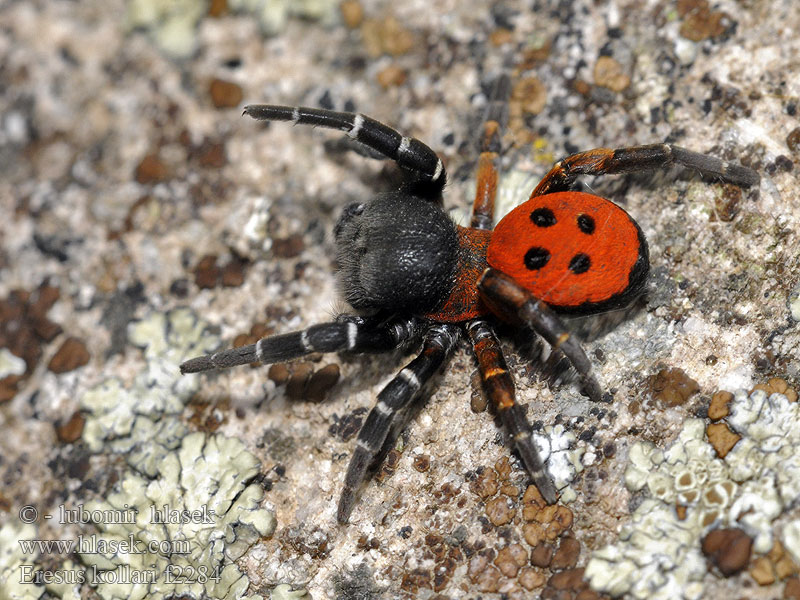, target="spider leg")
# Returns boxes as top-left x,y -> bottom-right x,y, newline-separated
243,104 -> 446,196
337,323 -> 460,523
531,143 -> 760,197
478,268 -> 603,402
470,74 -> 511,230
466,319 -> 557,503
180,315 -> 421,374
